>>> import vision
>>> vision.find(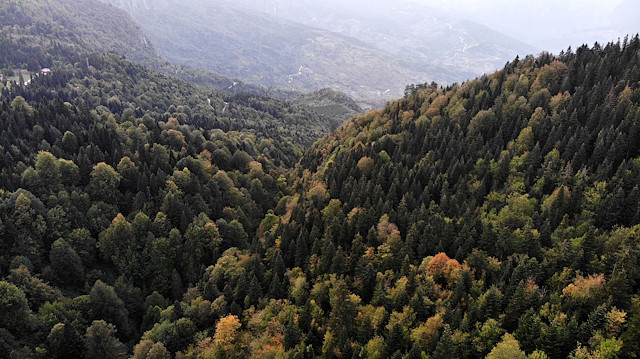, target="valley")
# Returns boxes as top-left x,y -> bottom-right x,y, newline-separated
99,0 -> 535,104
0,0 -> 639,358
